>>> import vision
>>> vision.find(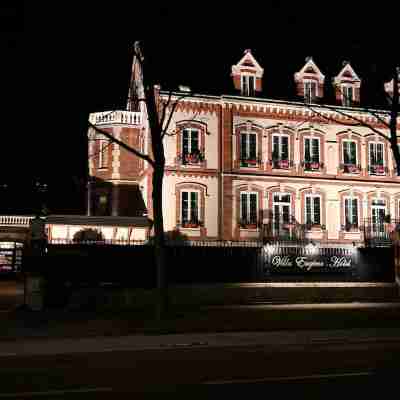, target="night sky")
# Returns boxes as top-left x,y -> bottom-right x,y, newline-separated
1,2 -> 398,214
